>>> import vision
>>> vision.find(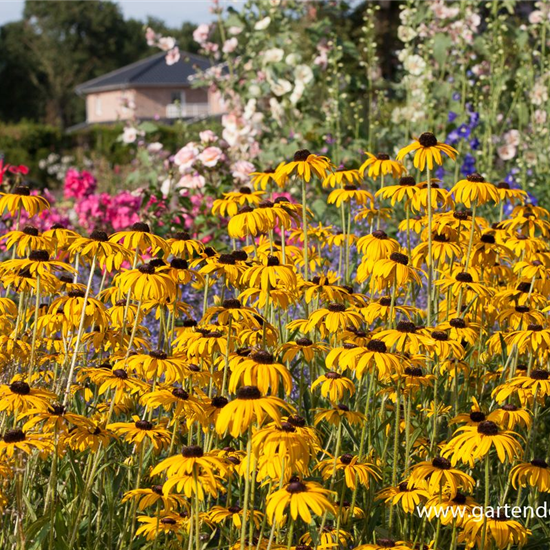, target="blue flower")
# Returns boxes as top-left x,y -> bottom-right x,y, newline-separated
435,166 -> 445,180
460,153 -> 476,177
469,112 -> 480,127
452,92 -> 461,101
469,138 -> 480,150
447,129 -> 461,146
448,111 -> 458,123
458,124 -> 471,139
